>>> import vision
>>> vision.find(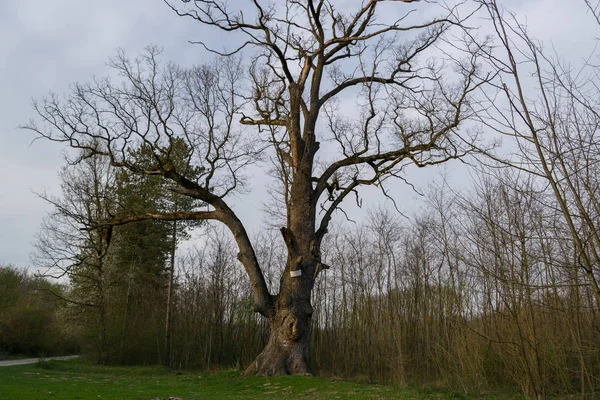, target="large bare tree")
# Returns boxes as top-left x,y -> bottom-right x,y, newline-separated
26,0 -> 485,375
